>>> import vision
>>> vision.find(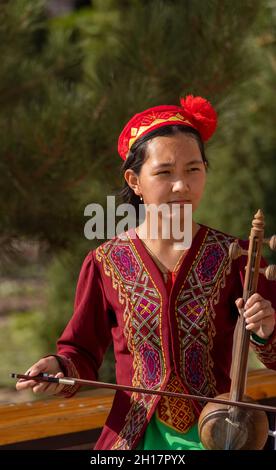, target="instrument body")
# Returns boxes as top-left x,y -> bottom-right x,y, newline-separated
198,393 -> 269,449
